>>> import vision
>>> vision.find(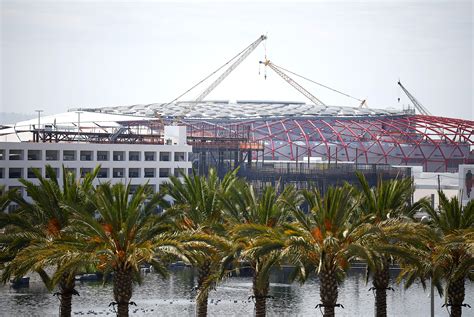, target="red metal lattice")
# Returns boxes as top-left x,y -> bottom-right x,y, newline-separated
183,115 -> 474,172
